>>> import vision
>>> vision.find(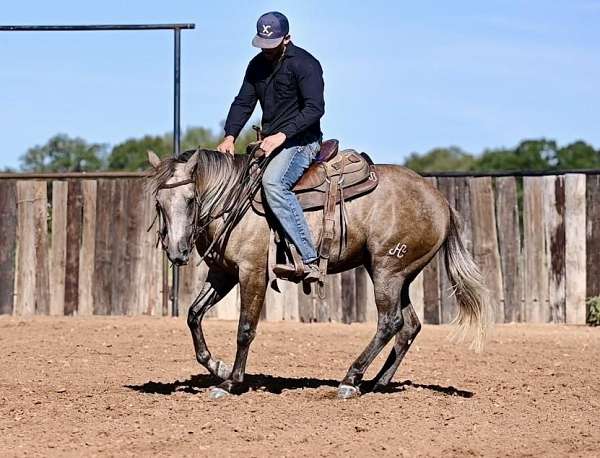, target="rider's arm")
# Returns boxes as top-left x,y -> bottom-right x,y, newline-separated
224,64 -> 258,140
278,59 -> 325,140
